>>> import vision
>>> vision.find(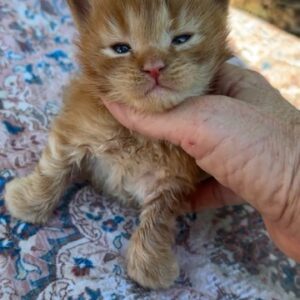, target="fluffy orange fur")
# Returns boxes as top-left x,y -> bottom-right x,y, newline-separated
5,0 -> 230,289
